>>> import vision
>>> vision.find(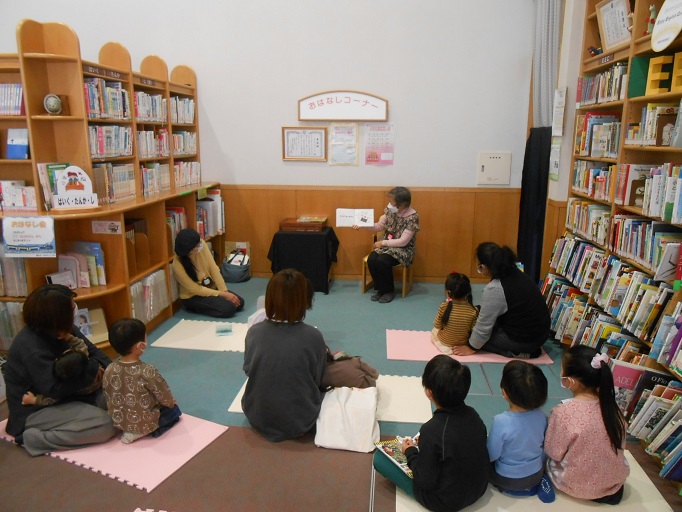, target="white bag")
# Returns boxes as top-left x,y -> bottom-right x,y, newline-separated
315,386 -> 380,453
